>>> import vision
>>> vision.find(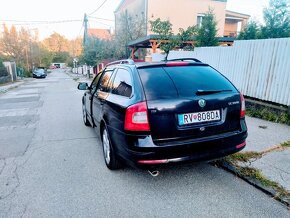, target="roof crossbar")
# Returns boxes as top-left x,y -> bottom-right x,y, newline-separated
106,59 -> 135,67
166,58 -> 202,63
